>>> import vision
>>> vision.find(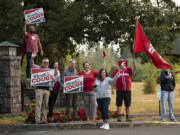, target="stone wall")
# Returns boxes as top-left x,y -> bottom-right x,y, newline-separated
0,56 -> 21,114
